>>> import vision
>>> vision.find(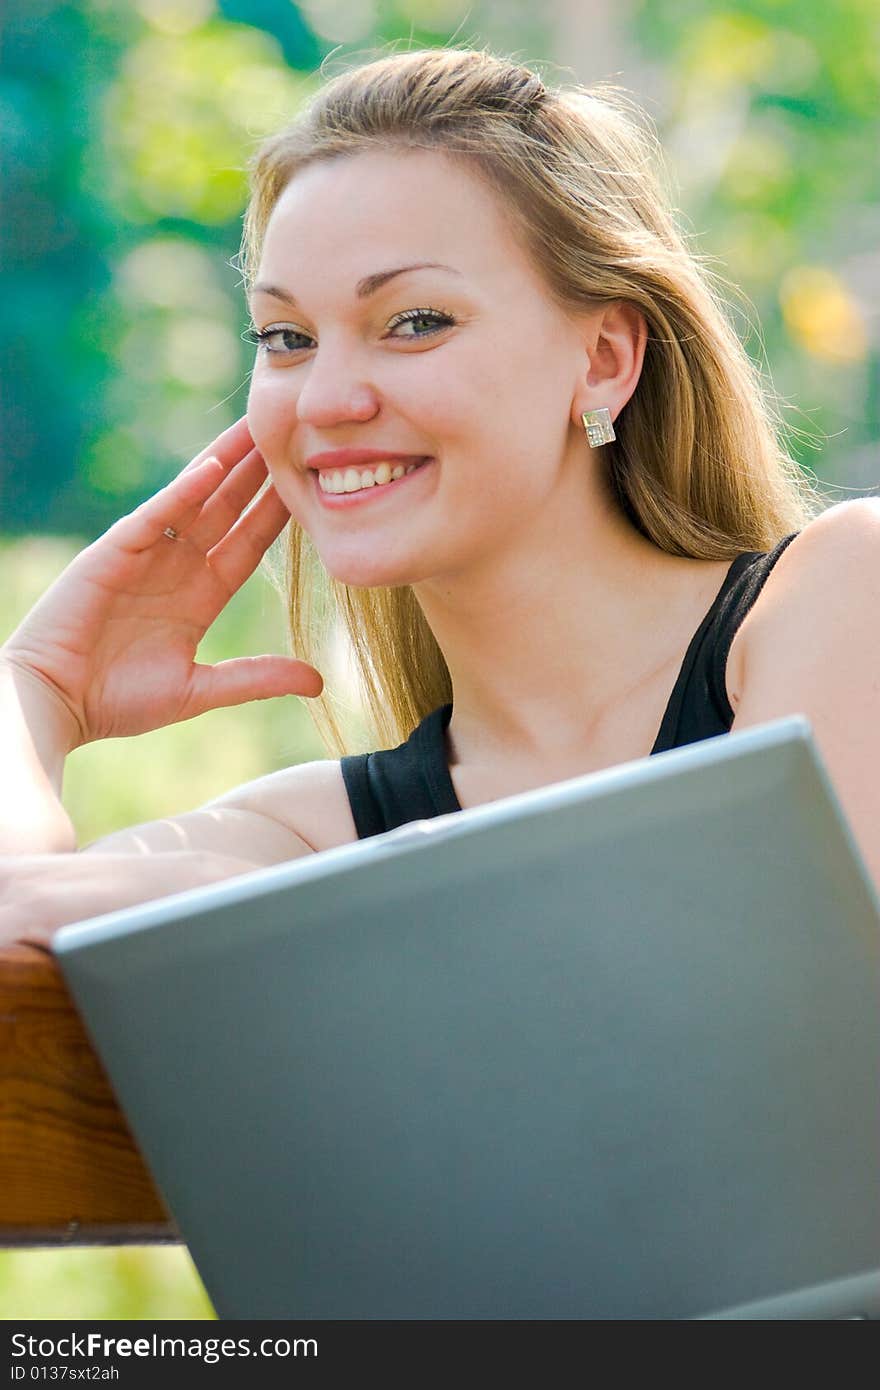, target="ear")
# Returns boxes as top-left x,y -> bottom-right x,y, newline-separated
570,301 -> 648,432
